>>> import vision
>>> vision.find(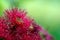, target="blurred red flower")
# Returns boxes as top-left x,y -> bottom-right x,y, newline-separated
0,8 -> 53,40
